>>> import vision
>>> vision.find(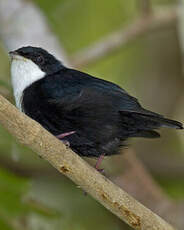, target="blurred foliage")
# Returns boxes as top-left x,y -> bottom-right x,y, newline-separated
0,167 -> 132,230
0,0 -> 183,229
0,167 -> 131,230
158,178 -> 184,200
34,0 -> 136,53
